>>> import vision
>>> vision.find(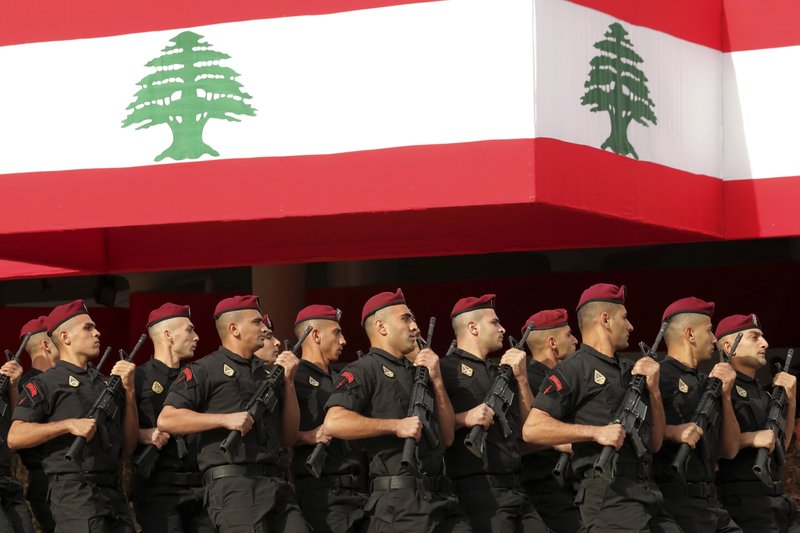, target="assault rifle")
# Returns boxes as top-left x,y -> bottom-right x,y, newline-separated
400,317 -> 438,475
463,322 -> 535,459
753,348 -> 795,487
552,451 -> 570,488
220,325 -> 312,463
445,340 -> 457,356
670,332 -> 743,480
593,322 -> 668,482
65,334 -> 147,464
0,333 -> 31,418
